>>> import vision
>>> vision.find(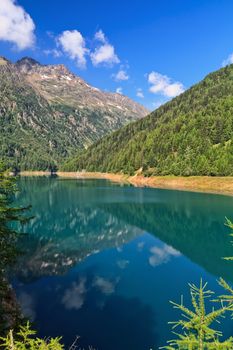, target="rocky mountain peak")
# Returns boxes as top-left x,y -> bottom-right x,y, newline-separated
45,63 -> 75,79
0,56 -> 11,66
0,54 -> 149,170
15,57 -> 75,80
16,57 -> 41,73
53,63 -> 71,74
